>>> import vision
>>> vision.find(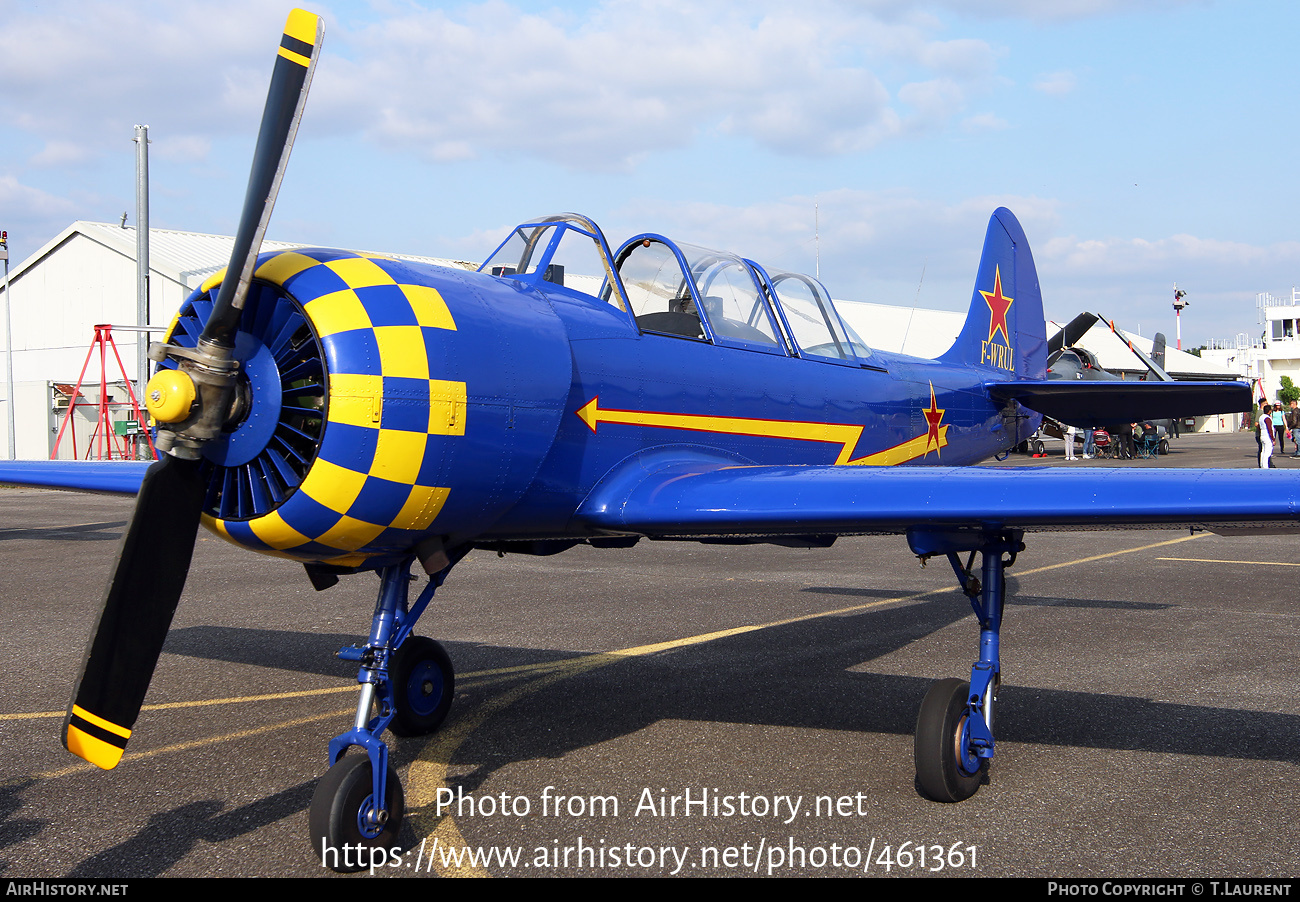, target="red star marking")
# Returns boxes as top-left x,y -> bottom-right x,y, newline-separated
980,265 -> 1014,345
923,382 -> 945,456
